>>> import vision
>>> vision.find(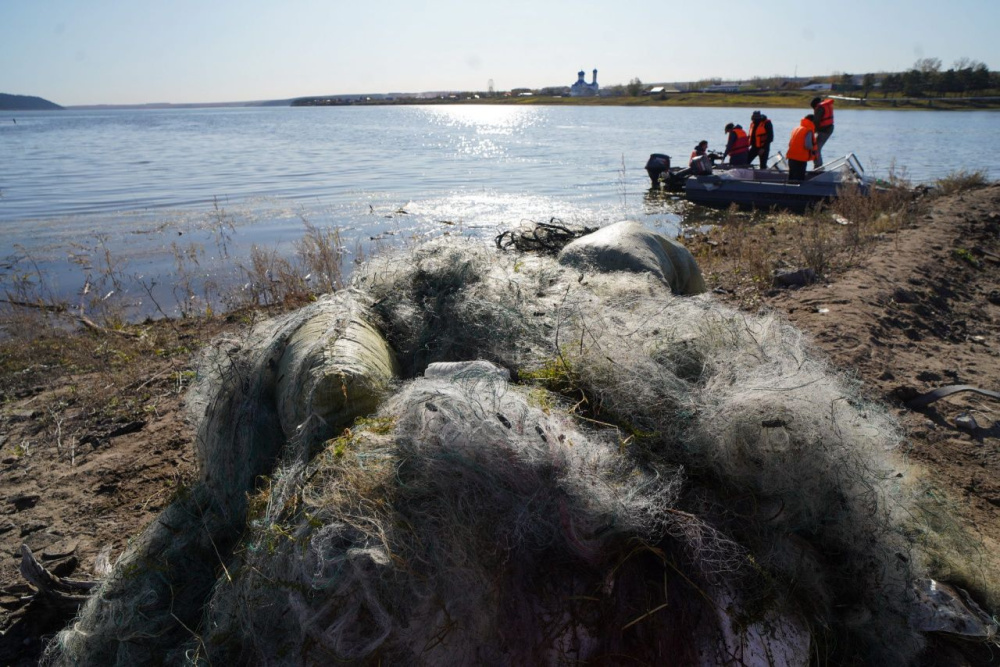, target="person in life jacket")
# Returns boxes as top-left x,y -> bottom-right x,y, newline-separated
810,97 -> 834,167
747,110 -> 774,169
689,140 -> 713,175
723,123 -> 750,166
786,114 -> 817,182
